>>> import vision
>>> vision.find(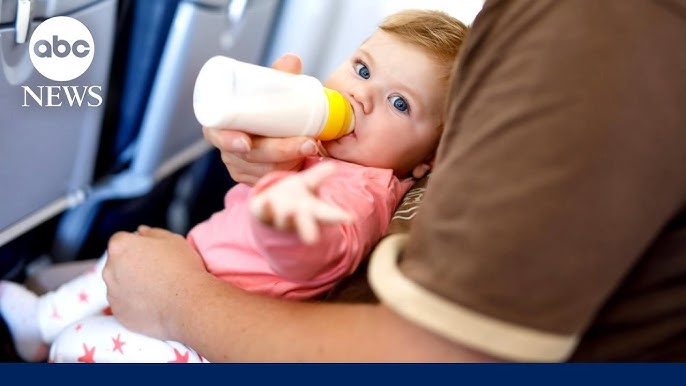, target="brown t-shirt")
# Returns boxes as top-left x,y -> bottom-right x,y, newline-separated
368,0 -> 686,361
